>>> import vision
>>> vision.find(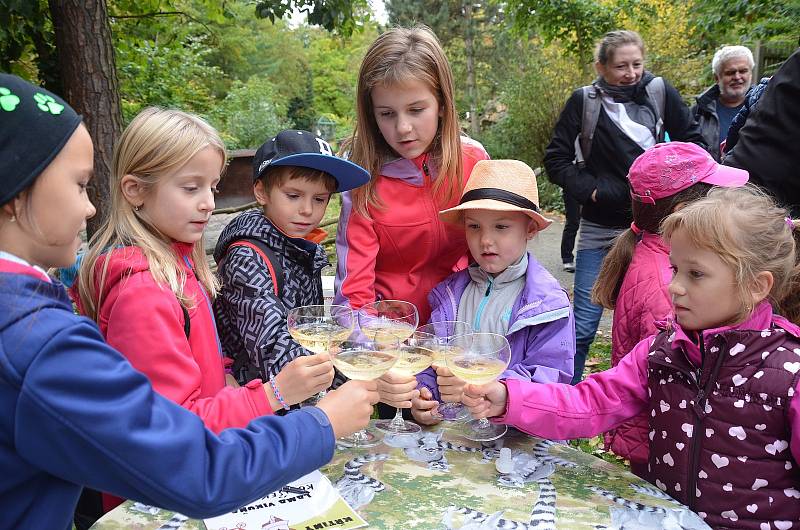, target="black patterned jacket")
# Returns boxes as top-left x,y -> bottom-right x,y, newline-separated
213,209 -> 331,384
